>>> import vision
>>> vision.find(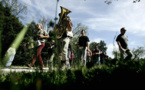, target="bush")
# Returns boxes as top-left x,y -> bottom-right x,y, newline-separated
0,59 -> 145,89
